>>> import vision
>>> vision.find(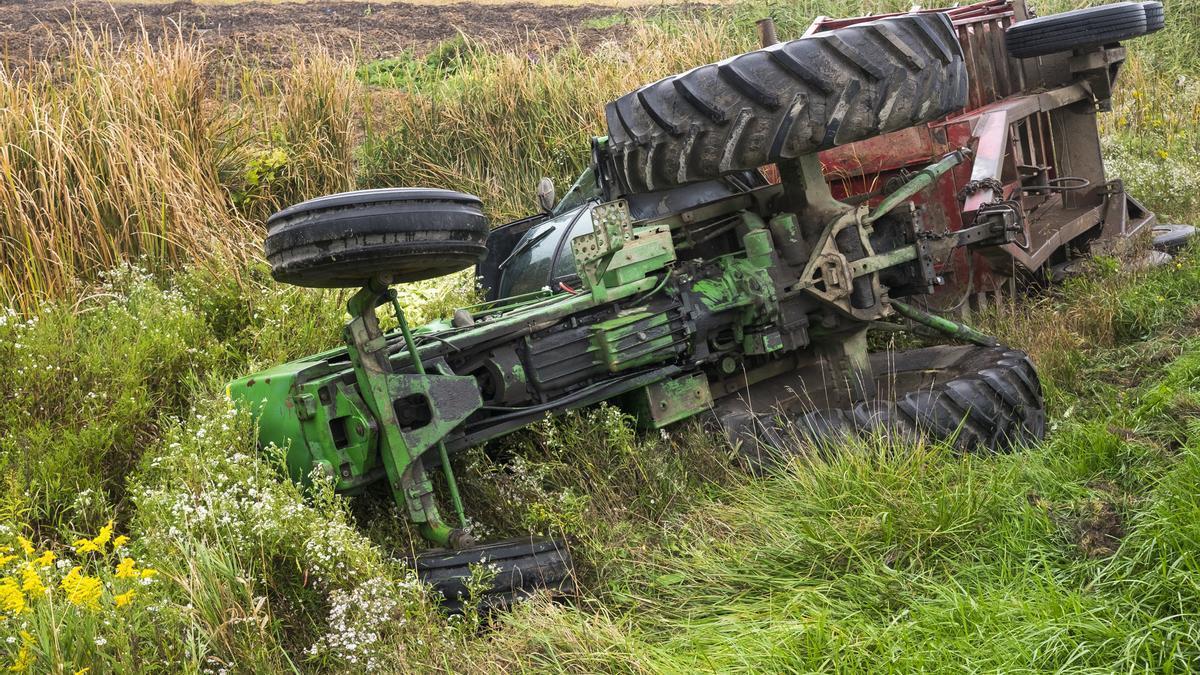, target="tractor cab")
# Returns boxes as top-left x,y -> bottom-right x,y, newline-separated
478,169 -> 768,300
